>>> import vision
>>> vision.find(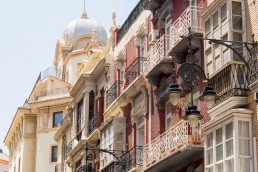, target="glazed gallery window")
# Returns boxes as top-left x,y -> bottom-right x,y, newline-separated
205,119 -> 252,172
51,146 -> 58,162
53,112 -> 63,128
